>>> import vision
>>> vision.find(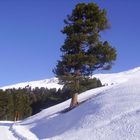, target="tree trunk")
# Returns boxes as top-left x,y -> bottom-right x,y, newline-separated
70,70 -> 80,108
70,93 -> 78,108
